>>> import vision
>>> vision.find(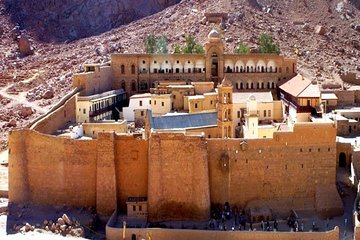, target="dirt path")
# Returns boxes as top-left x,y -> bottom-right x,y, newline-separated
0,84 -> 46,114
